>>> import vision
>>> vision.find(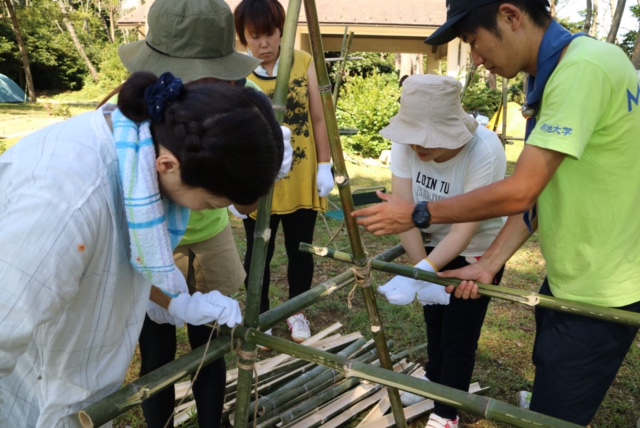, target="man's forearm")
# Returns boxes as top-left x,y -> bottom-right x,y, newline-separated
479,214 -> 535,276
